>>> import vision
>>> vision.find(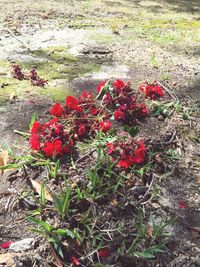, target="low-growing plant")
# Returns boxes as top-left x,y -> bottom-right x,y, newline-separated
52,177 -> 71,220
